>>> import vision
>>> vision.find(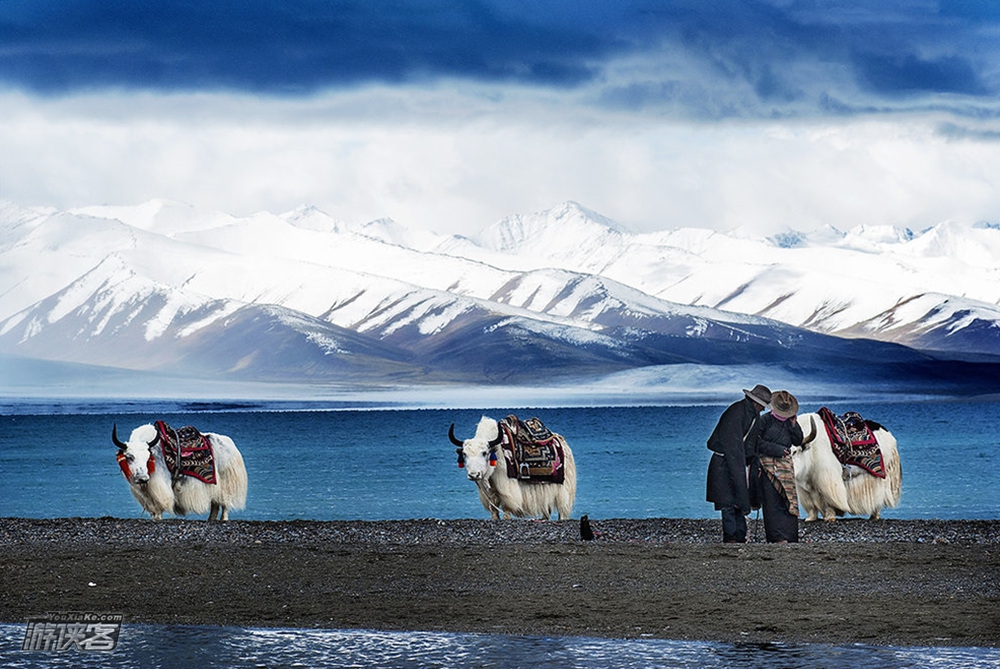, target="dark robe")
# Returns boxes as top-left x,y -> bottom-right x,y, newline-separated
706,397 -> 762,515
749,413 -> 804,543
